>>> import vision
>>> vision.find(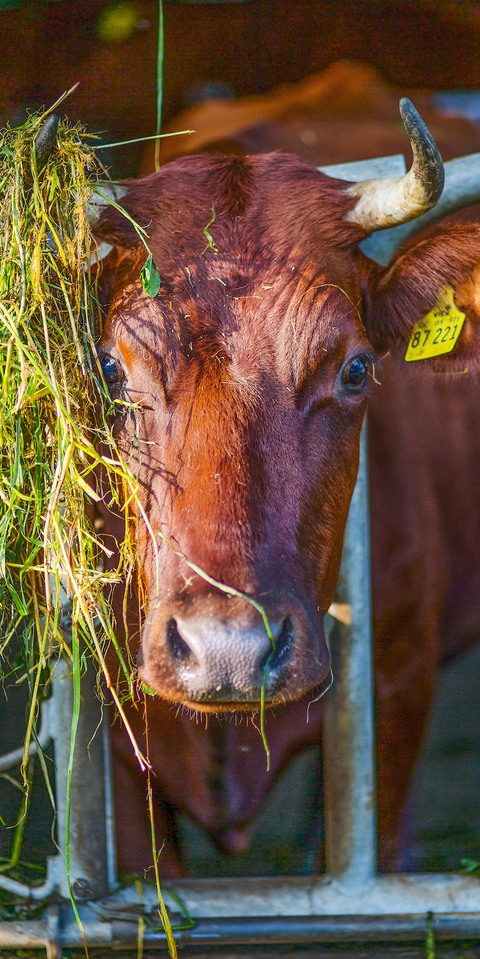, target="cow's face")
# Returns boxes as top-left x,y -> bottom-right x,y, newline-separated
97,154 -> 372,711
96,147 -> 480,711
